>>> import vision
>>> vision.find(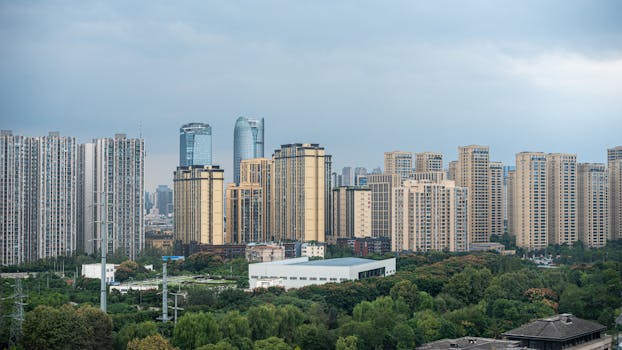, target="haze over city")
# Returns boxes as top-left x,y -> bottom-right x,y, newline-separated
2,1 -> 622,190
